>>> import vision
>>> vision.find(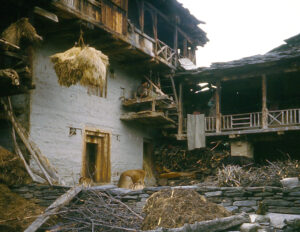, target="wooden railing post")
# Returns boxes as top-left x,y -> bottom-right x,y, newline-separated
262,74 -> 268,129
216,81 -> 221,133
